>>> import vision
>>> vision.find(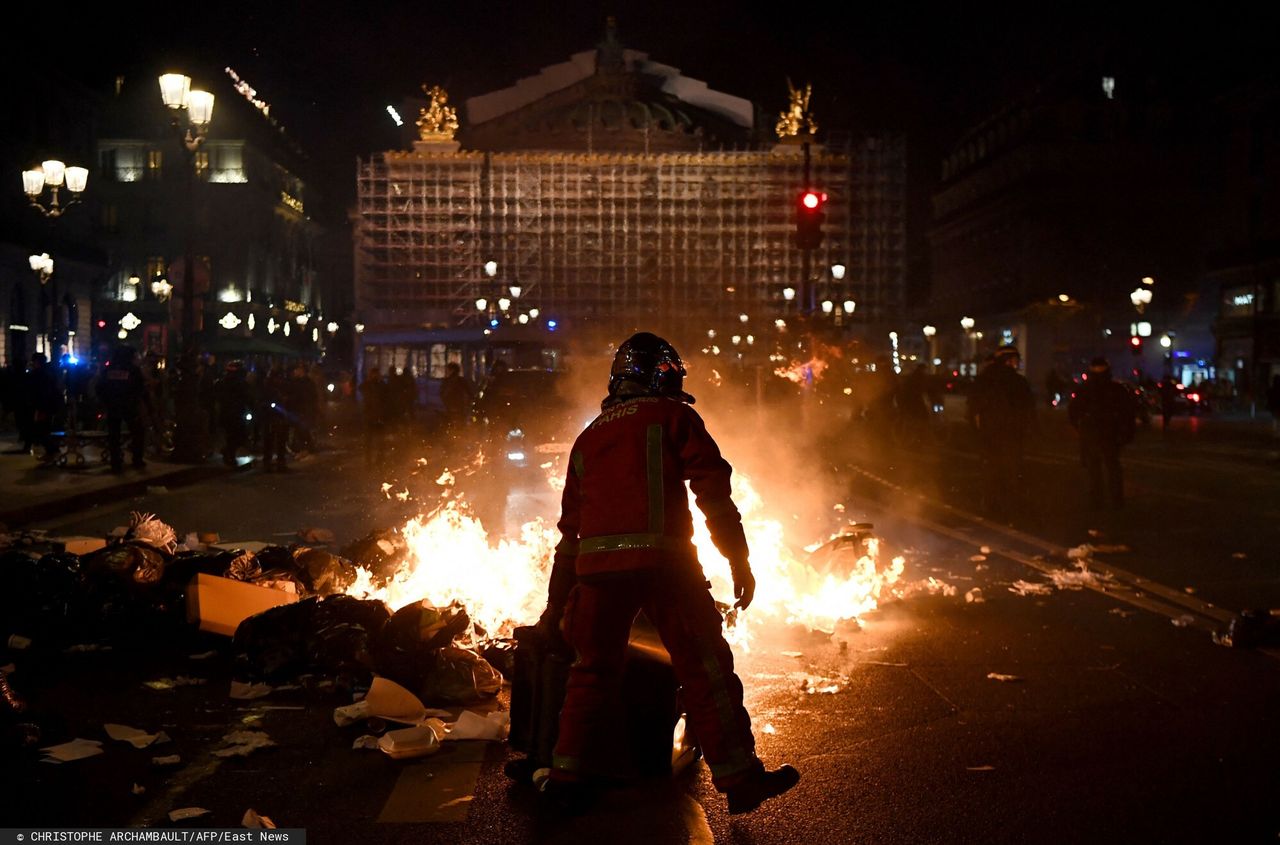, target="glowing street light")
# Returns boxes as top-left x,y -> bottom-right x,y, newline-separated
960,316 -> 976,331
1130,287 -> 1153,313
922,325 -> 937,337
484,261 -> 498,278
22,160 -> 88,218
475,298 -> 487,311
782,287 -> 796,302
821,300 -> 834,314
508,284 -> 522,299
830,263 -> 846,281
842,300 -> 855,314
